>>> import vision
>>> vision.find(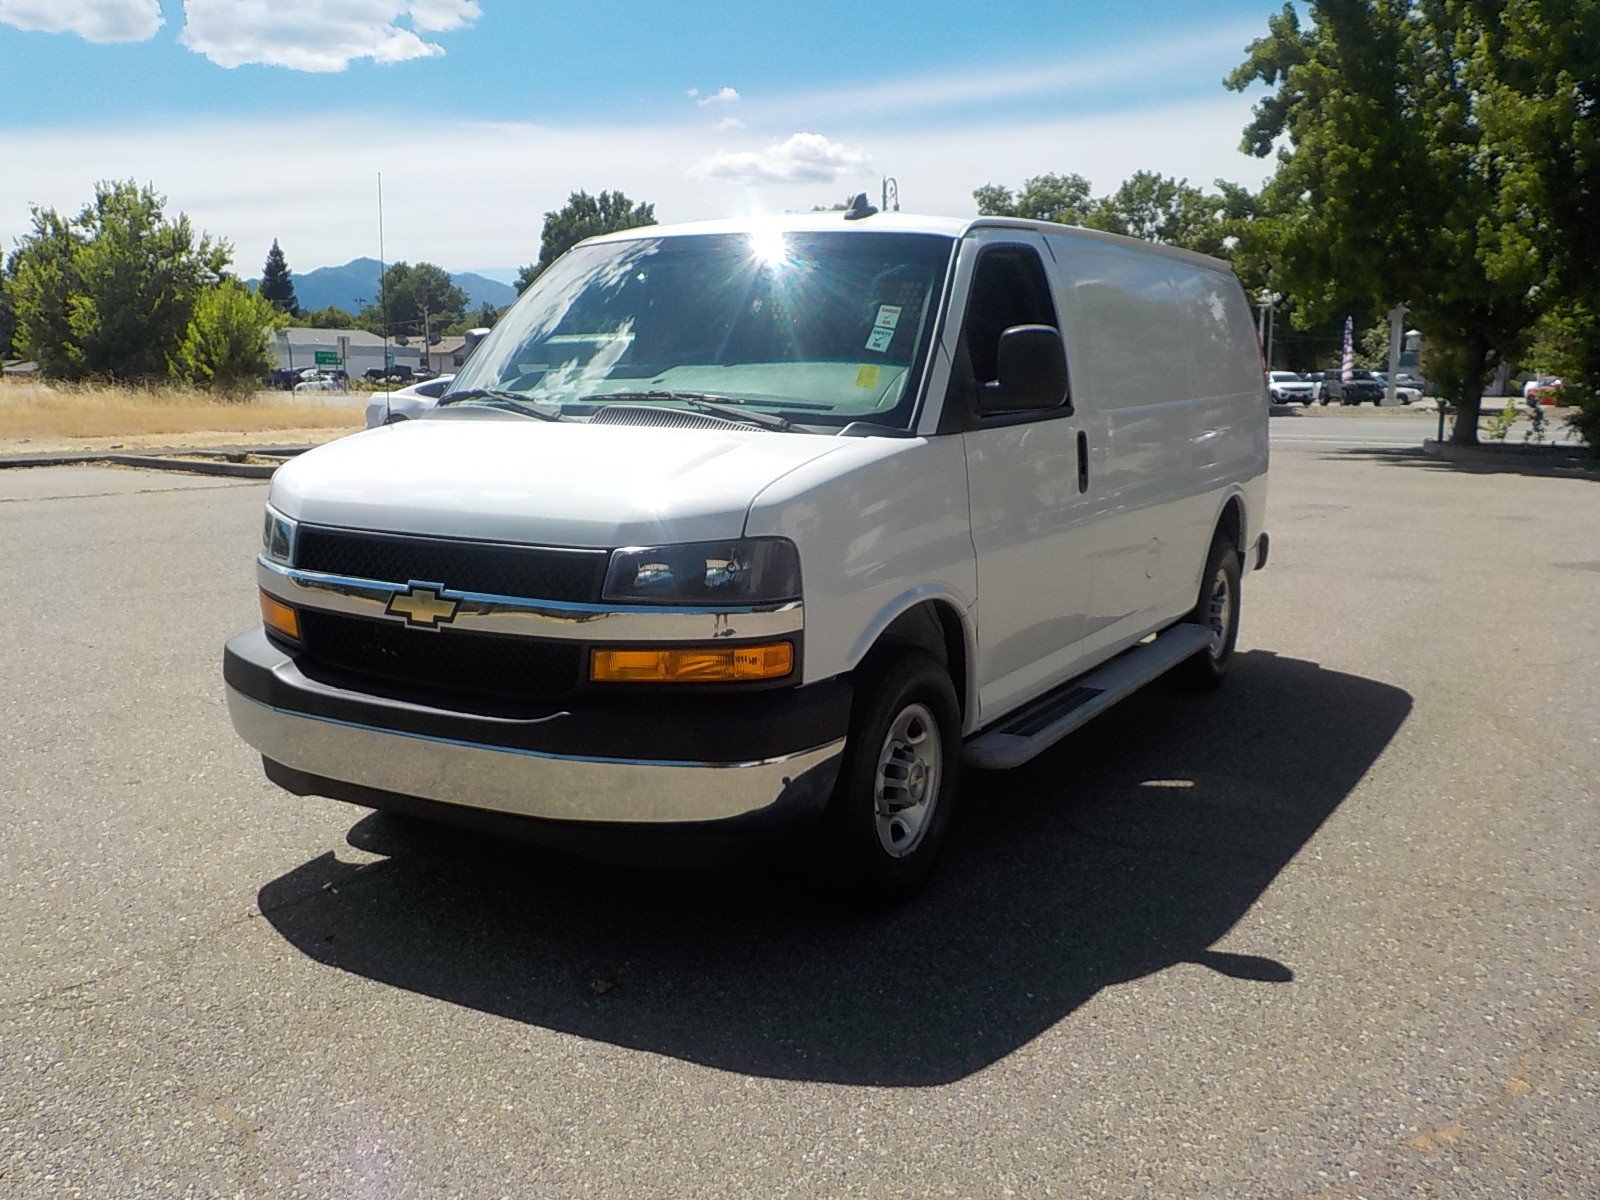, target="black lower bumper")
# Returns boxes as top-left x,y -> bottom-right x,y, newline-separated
224,627 -> 852,848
